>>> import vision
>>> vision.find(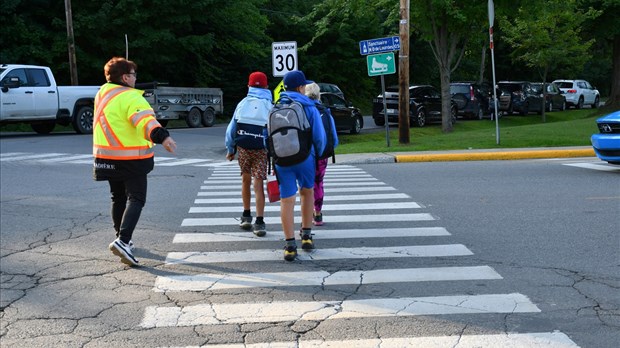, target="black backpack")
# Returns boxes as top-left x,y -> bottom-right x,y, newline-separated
267,97 -> 312,166
316,103 -> 336,163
